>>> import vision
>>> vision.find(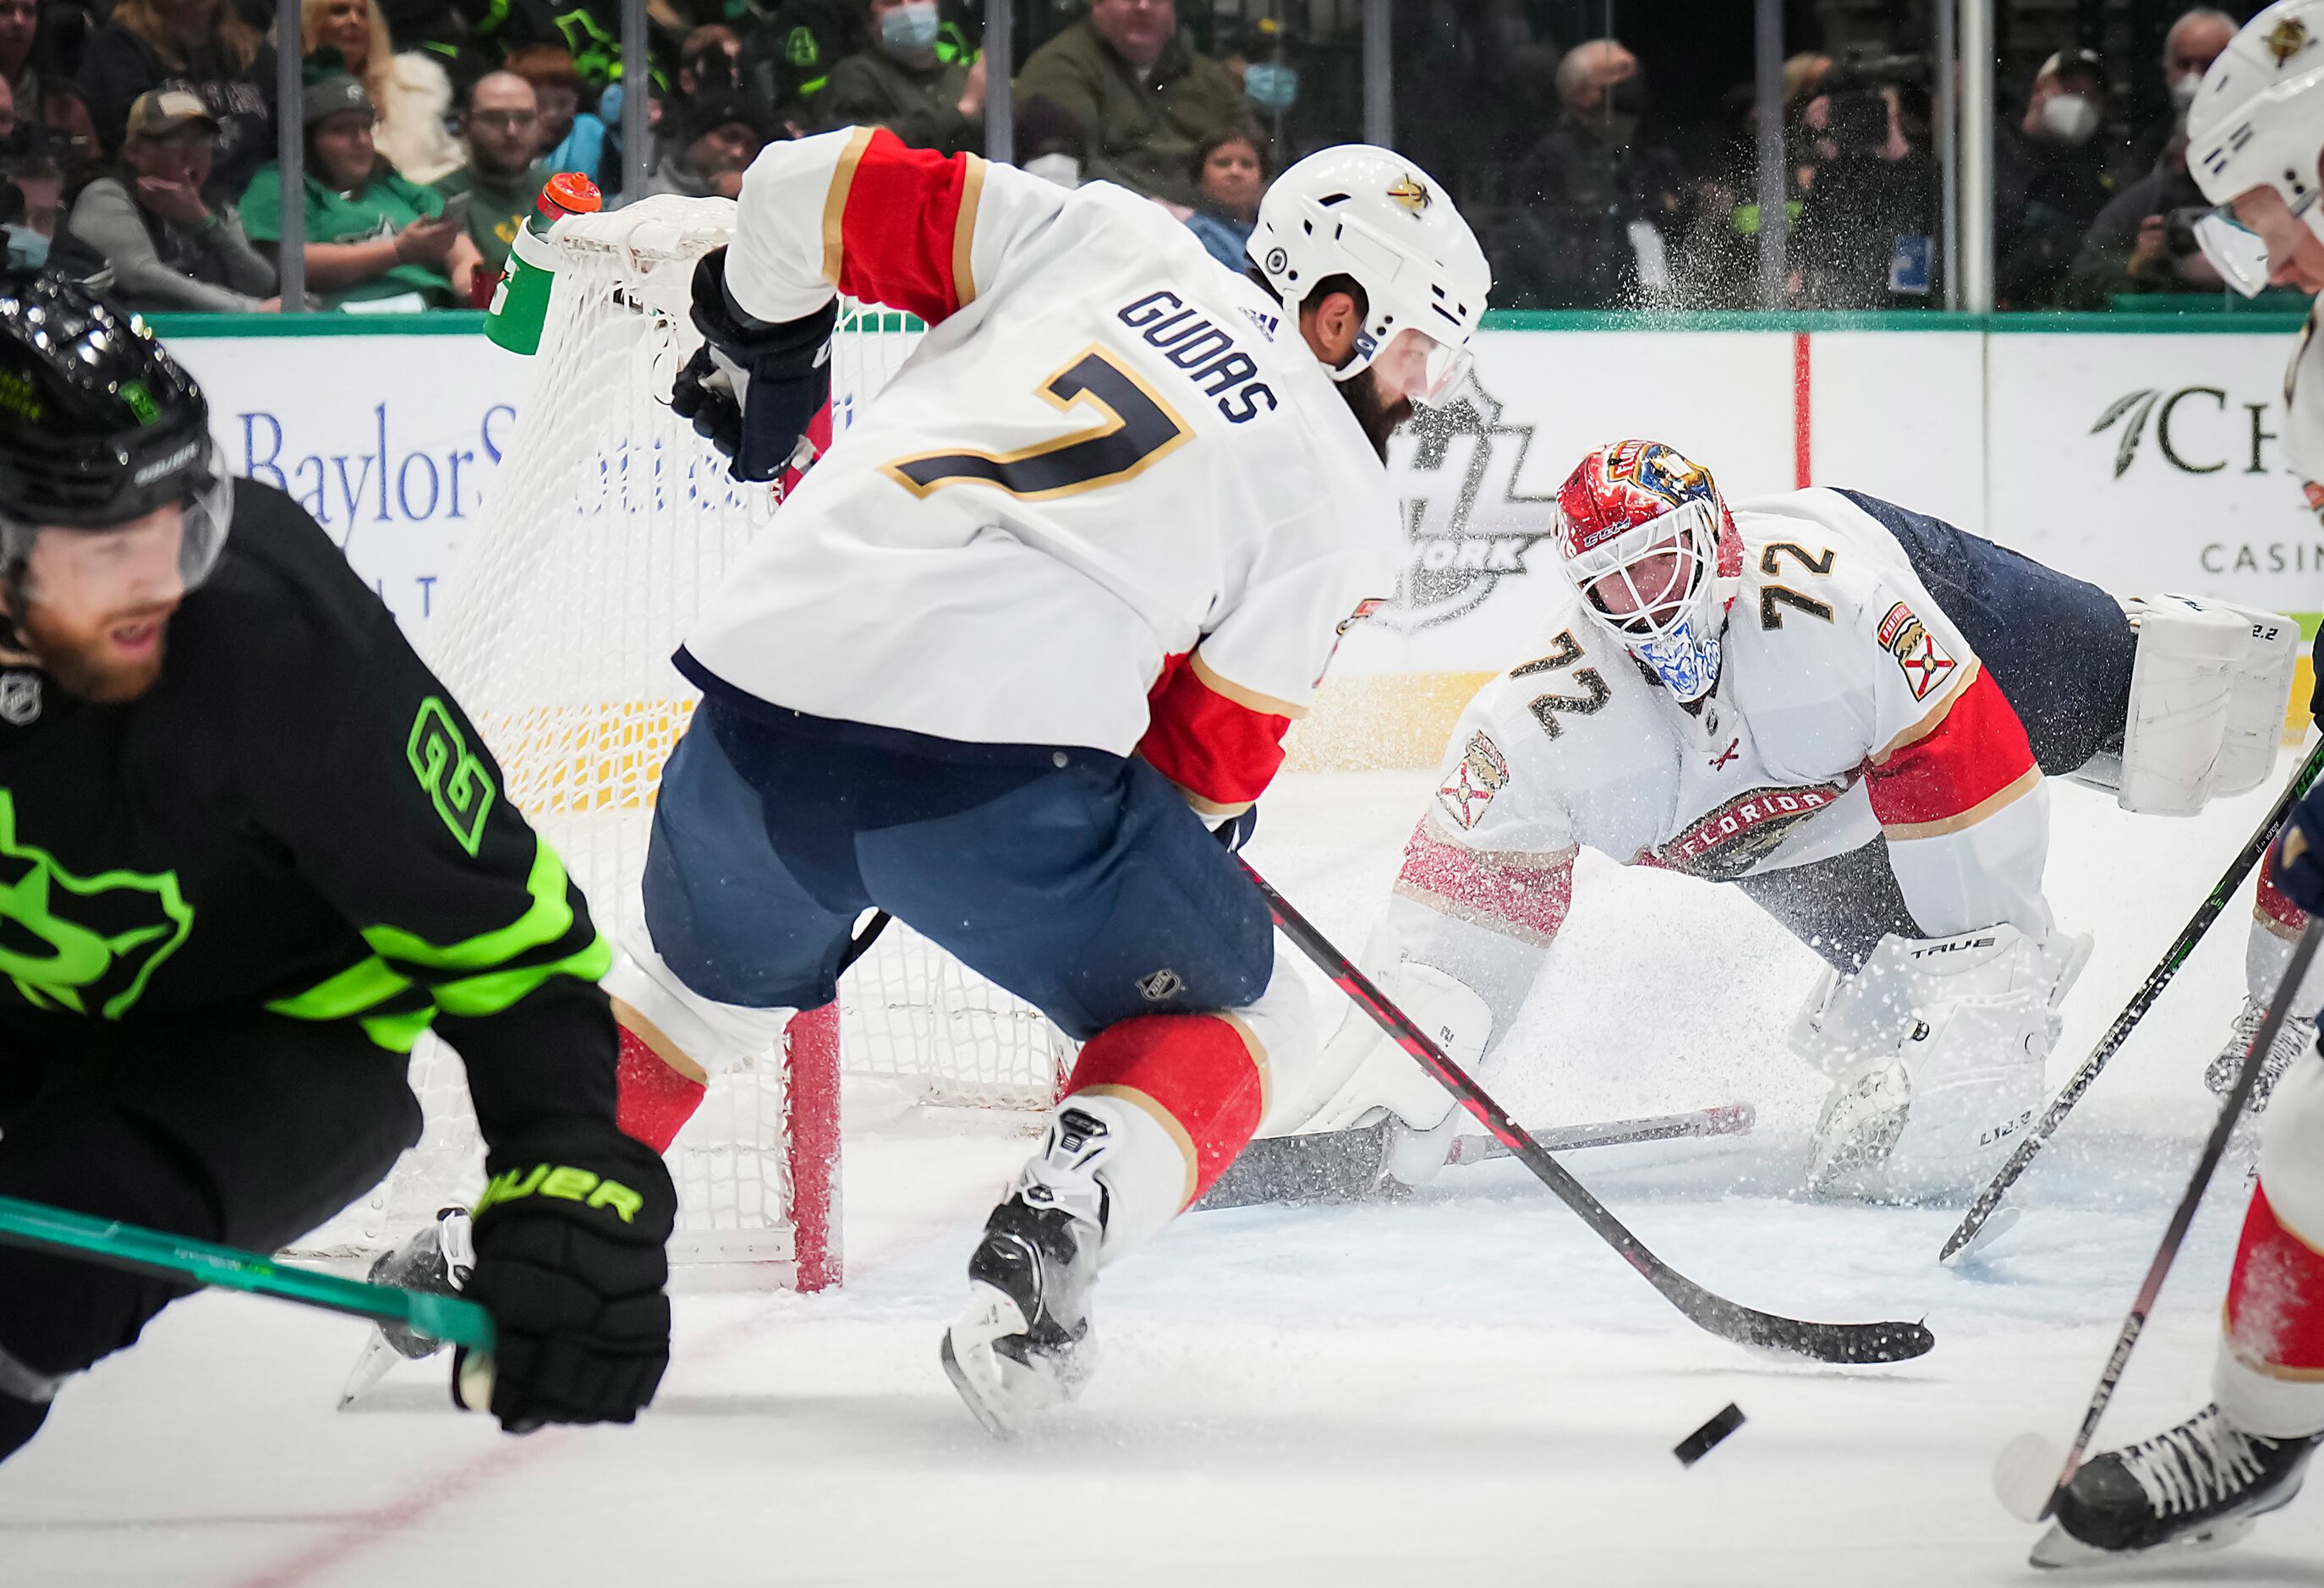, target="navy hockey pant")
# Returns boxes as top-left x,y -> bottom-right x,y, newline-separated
0,1015 -> 419,1460
640,694 -> 1275,1042
1737,494 -> 2139,972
